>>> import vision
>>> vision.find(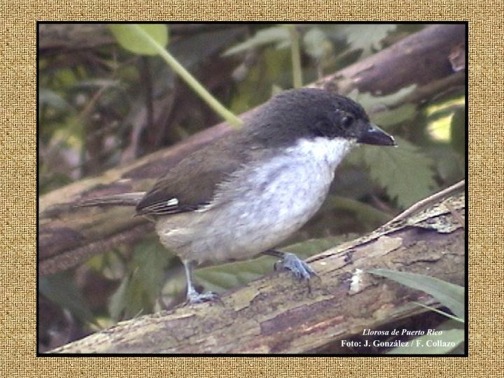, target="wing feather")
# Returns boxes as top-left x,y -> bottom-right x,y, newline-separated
135,134 -> 249,217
